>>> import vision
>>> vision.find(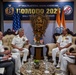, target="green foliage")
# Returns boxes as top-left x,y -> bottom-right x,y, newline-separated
34,60 -> 39,63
